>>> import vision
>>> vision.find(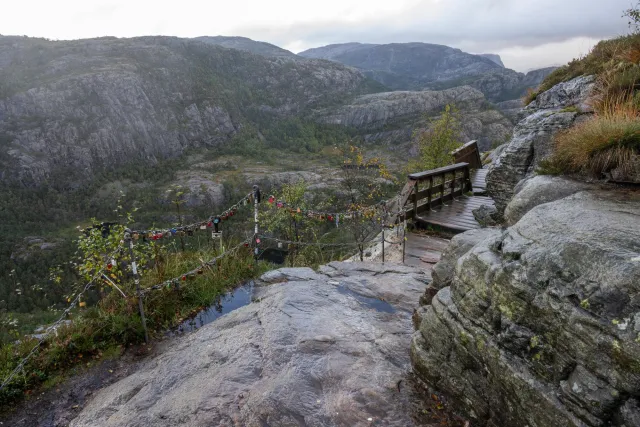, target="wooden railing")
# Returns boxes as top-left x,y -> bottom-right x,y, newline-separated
451,140 -> 482,170
402,163 -> 473,220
